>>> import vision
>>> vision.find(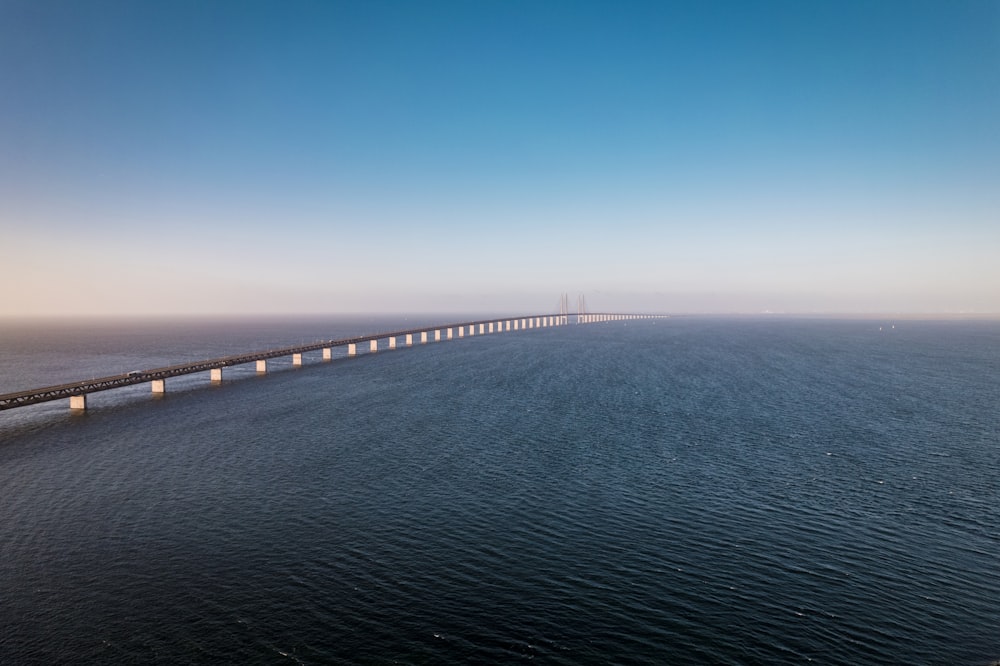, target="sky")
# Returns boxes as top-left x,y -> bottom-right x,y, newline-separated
1,0 -> 998,316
